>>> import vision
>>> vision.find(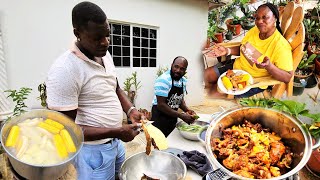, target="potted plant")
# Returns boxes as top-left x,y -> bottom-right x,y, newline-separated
208,25 -> 225,43
293,53 -> 317,95
225,14 -> 242,35
240,4 -> 255,30
304,17 -> 320,76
